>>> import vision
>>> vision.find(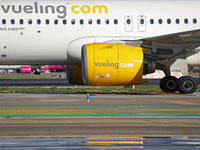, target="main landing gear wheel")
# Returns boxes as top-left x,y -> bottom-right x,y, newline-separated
34,71 -> 41,75
160,76 -> 178,92
177,76 -> 197,94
